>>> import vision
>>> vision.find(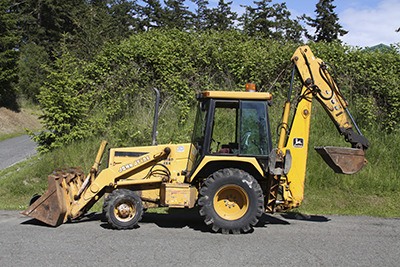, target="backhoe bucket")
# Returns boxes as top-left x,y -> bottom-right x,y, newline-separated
315,146 -> 366,174
21,168 -> 85,227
